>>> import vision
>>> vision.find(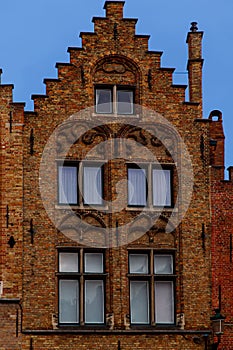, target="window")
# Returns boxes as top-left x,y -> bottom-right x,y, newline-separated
83,165 -> 103,205
58,250 -> 105,325
58,162 -> 104,206
58,163 -> 78,205
128,252 -> 175,325
127,164 -> 173,208
95,85 -> 134,115
152,168 -> 171,207
127,165 -> 147,206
